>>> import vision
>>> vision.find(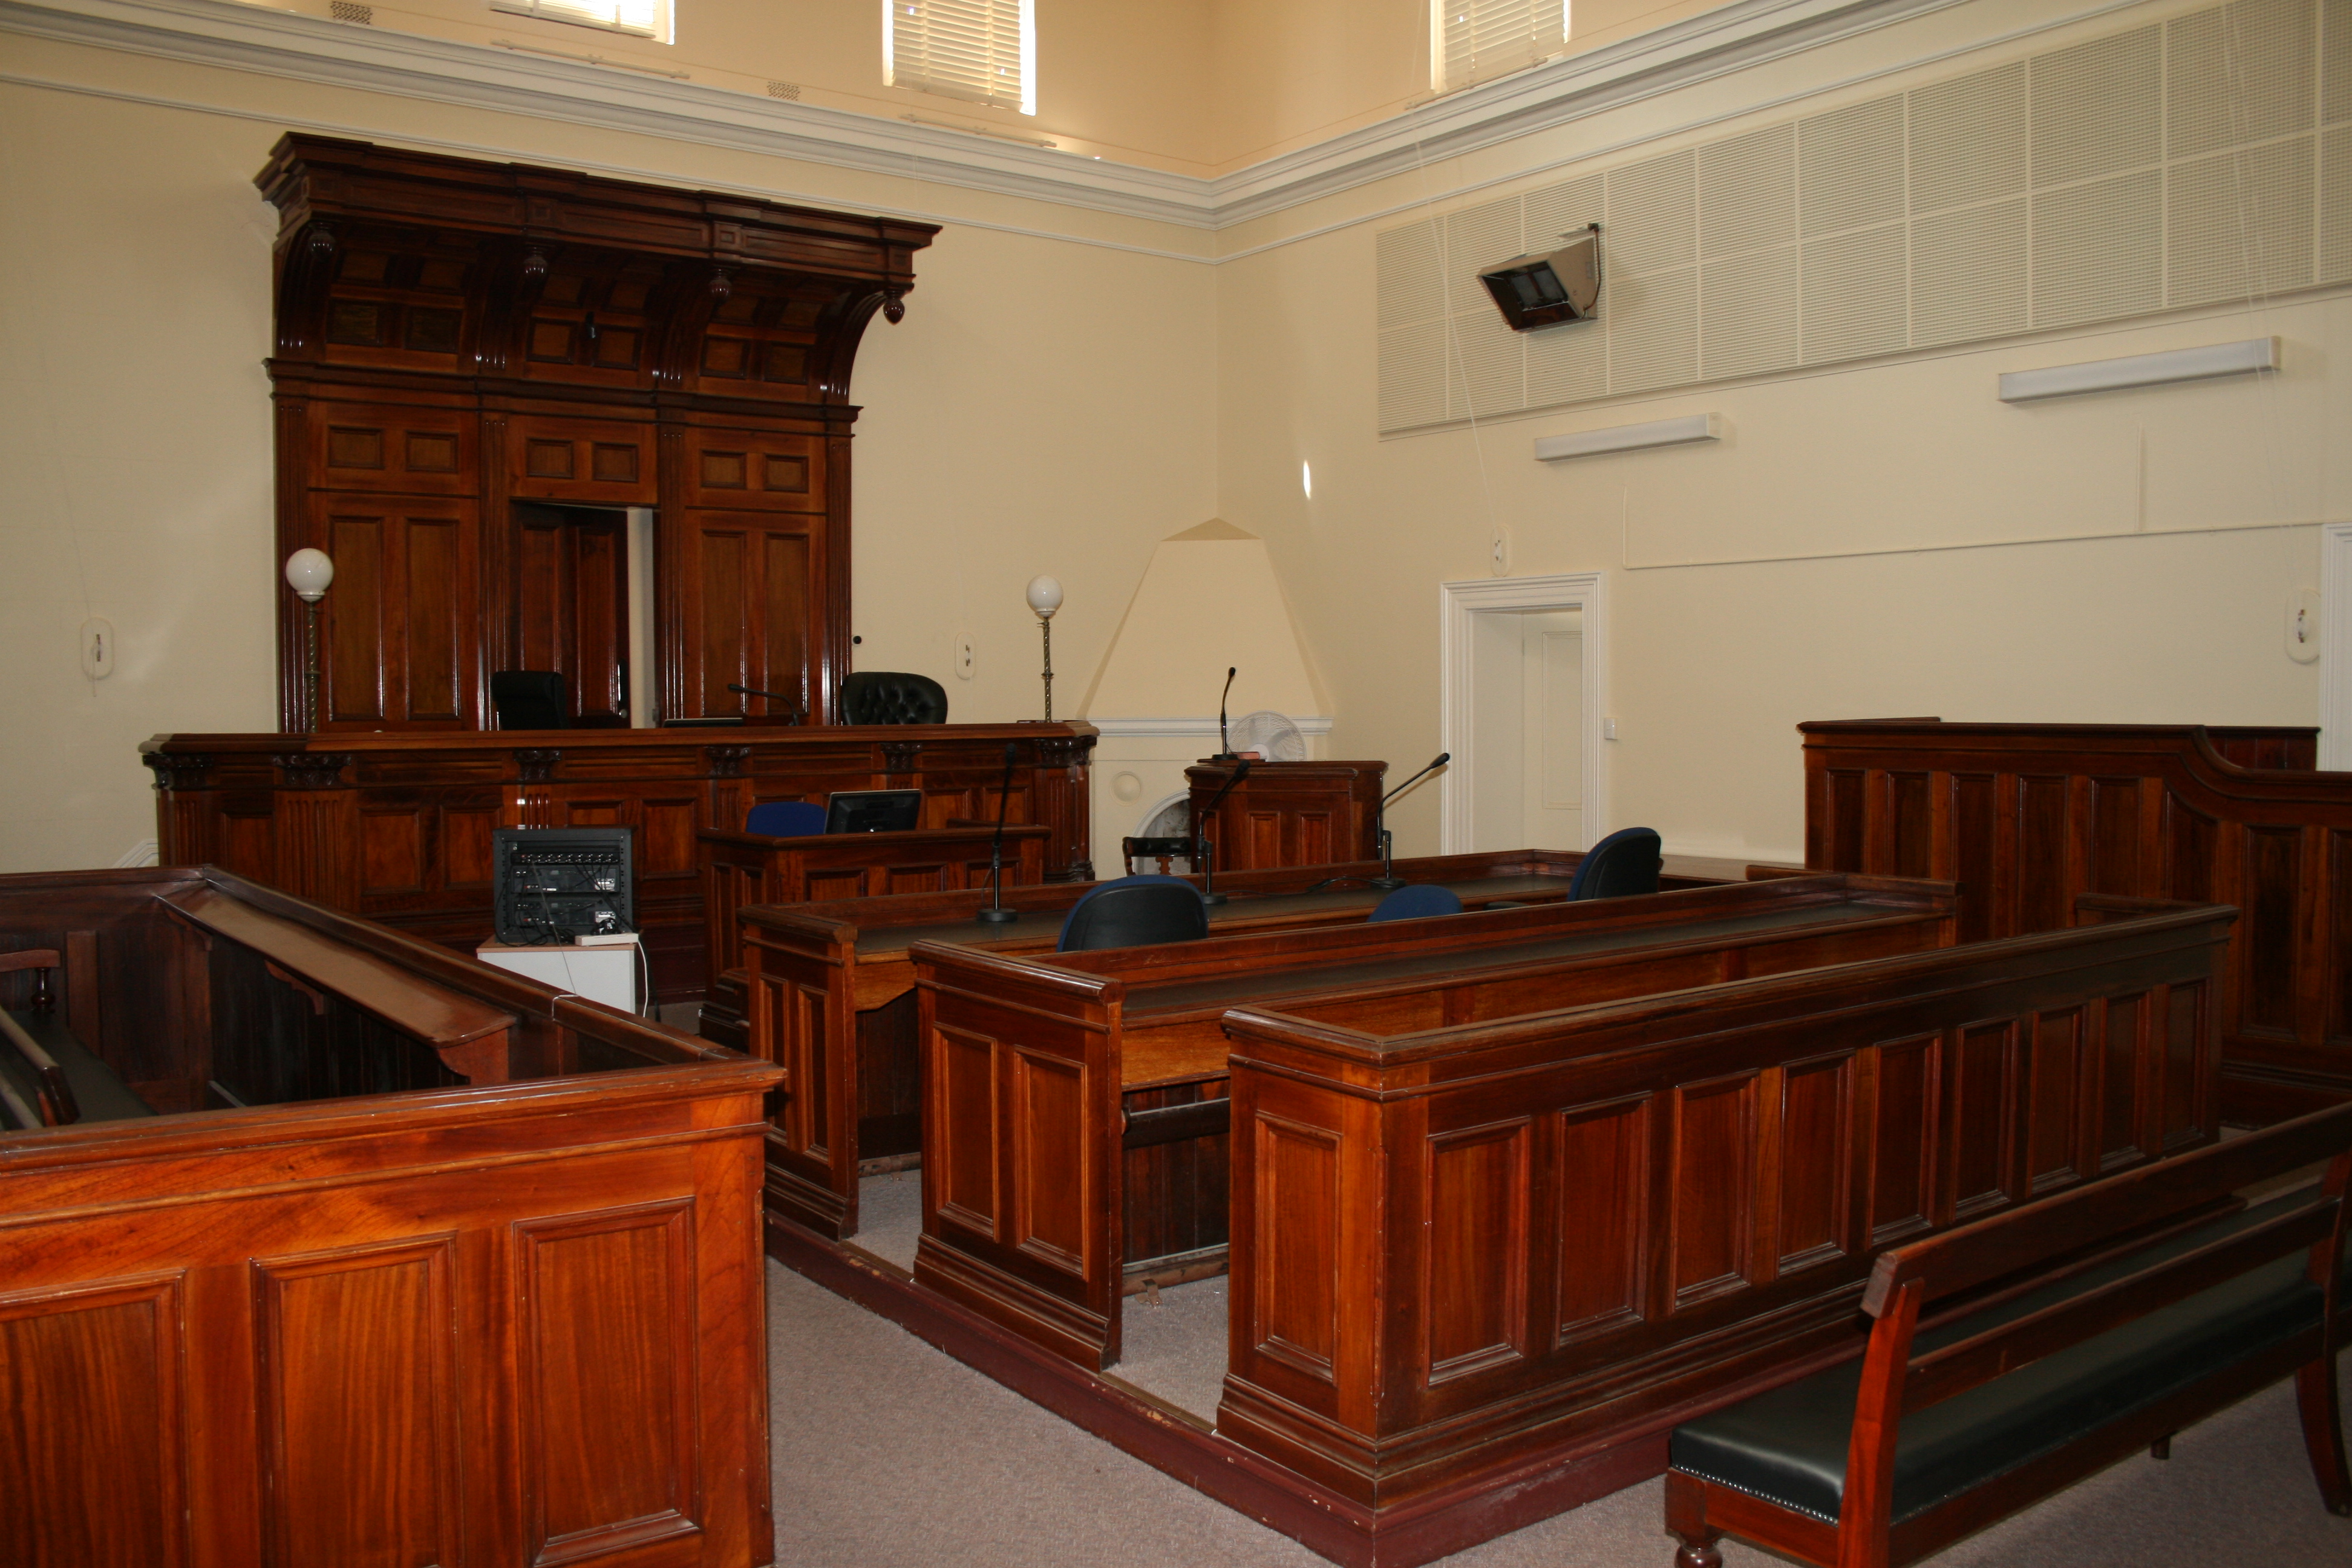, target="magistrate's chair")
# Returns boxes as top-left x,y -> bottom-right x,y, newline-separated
1568,826 -> 1664,901
1368,884 -> 1463,923
746,801 -> 828,838
1057,875 -> 1209,953
840,671 -> 948,725
490,670 -> 567,730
